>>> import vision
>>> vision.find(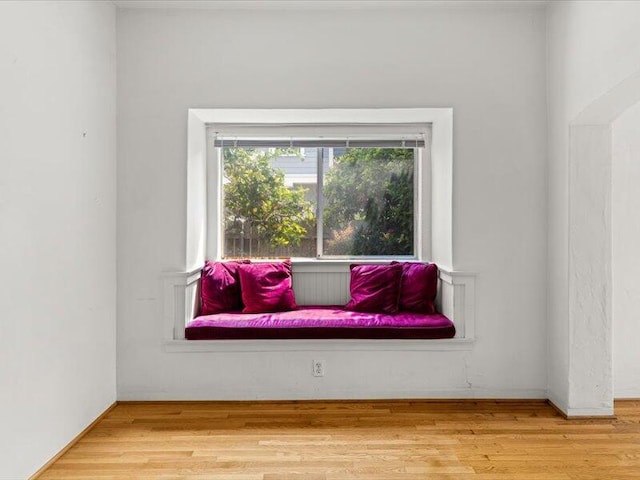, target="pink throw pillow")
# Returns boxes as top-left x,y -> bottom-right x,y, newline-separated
345,264 -> 403,314
238,261 -> 297,313
200,260 -> 250,315
392,261 -> 439,314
